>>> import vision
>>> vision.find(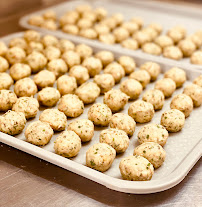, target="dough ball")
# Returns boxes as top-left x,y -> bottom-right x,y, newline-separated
25,121 -> 53,146
12,97 -> 39,119
193,75 -> 202,87
104,62 -> 125,83
187,34 -> 202,49
82,11 -> 97,22
183,84 -> 202,107
58,94 -> 84,118
112,13 -> 124,25
54,130 -> 81,158
33,70 -> 56,89
77,18 -> 93,29
57,75 -> 77,95
69,65 -> 89,85
142,42 -> 162,56
142,27 -> 158,41
86,143 -> 116,172
62,51 -> 81,68
122,21 -> 139,35
118,56 -> 136,75
28,15 -> 44,27
67,119 -> 94,142
80,28 -> 97,39
155,78 -> 176,98
140,61 -> 161,81
113,27 -> 129,43
76,4 -> 92,14
128,100 -> 154,123
94,24 -> 110,35
44,46 -> 61,61
154,35 -> 174,48
0,90 -> 17,111
9,37 -> 27,50
58,39 -> 75,53
100,17 -> 116,30
148,23 -> 163,34
130,16 -> 144,29
104,89 -> 129,112
142,89 -> 165,110
161,109 -> 185,132
134,142 -> 166,168
178,39 -> 196,57
109,113 -> 136,136
41,19 -> 57,31
119,155 -> 154,181
120,79 -> 143,100
190,51 -> 202,65
0,73 -> 13,90
121,38 -> 139,50
163,46 -> 183,60
76,82 -> 100,104
95,51 -> 114,67
41,35 -> 59,47
75,44 -> 93,60
24,30 -> 41,42
88,103 -> 112,126
94,7 -> 107,21
6,47 -> 26,65
100,128 -> 129,153
129,70 -> 151,89
26,41 -> 44,54
167,27 -> 185,44
164,67 -> 186,88
99,33 -> 115,44
94,74 -> 115,94
47,58 -> 68,78
43,10 -> 56,20
132,31 -> 150,46
0,110 -> 26,135
0,41 -> 8,56
62,24 -> 79,35
137,123 -> 169,146
37,87 -> 60,107
26,51 -> 47,73
10,63 -> 31,81
39,109 -> 67,131
59,12 -> 78,26
170,94 -> 193,118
